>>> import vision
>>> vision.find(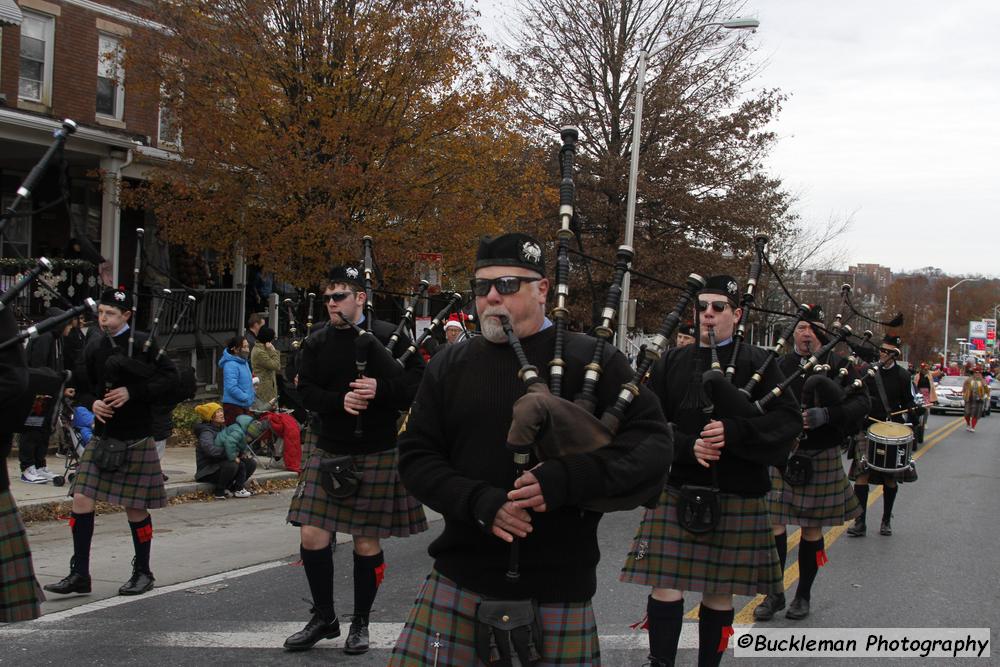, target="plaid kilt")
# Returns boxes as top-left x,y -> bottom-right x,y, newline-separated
390,570 -> 601,666
286,448 -> 427,538
767,448 -> 862,527
70,436 -> 166,509
620,487 -> 782,596
0,490 -> 44,623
